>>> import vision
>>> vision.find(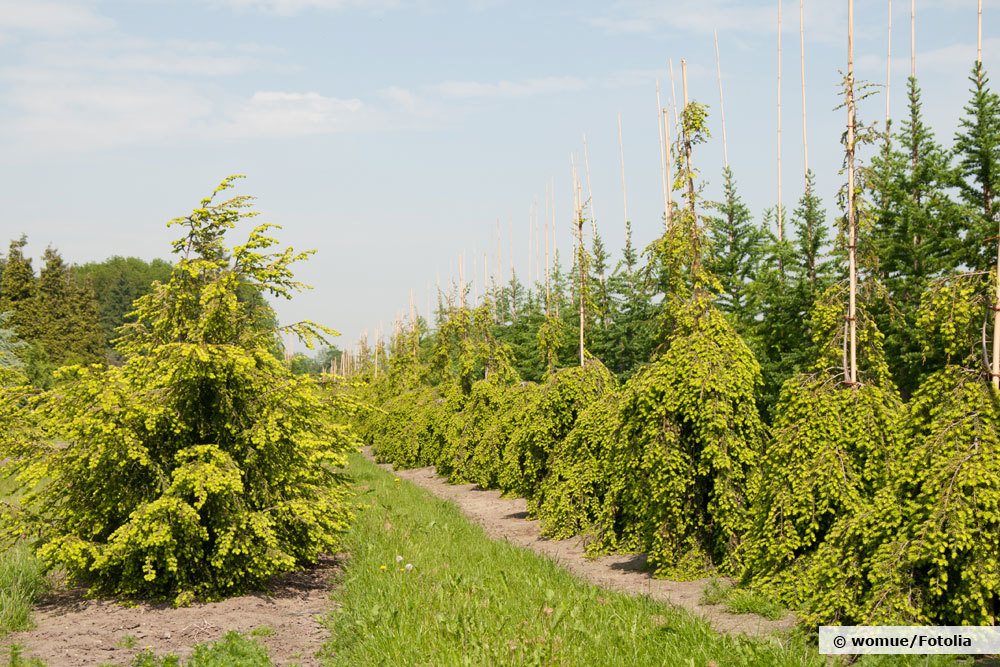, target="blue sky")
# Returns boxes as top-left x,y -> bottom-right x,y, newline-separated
0,0 -> 993,352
